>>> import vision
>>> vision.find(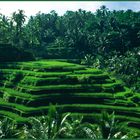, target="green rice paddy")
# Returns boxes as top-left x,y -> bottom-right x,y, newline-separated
0,60 -> 140,132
